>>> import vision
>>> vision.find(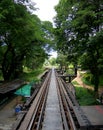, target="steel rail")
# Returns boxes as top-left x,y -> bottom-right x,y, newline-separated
56,73 -> 70,130
18,70 -> 51,130
60,78 -> 79,107
32,71 -> 51,130
59,75 -> 92,130
56,70 -> 93,130
56,74 -> 77,130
